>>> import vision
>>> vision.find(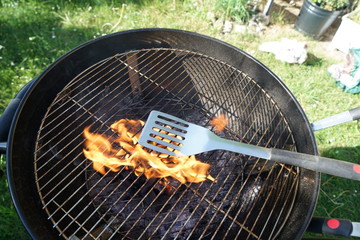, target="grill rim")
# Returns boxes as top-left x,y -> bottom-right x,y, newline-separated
6,28 -> 320,240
